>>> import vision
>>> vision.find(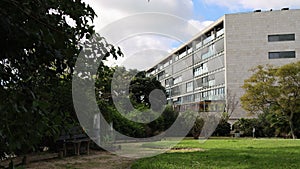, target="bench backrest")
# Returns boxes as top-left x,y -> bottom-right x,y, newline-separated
57,126 -> 89,141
